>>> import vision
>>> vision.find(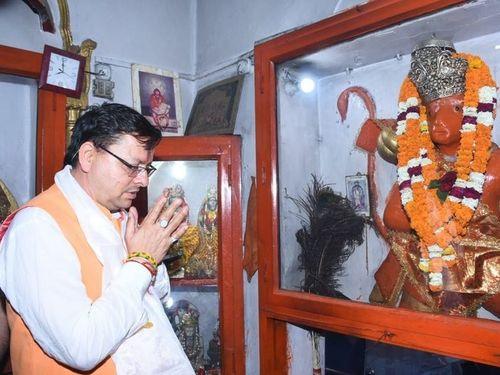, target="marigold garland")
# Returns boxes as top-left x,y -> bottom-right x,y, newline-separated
396,53 -> 496,292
